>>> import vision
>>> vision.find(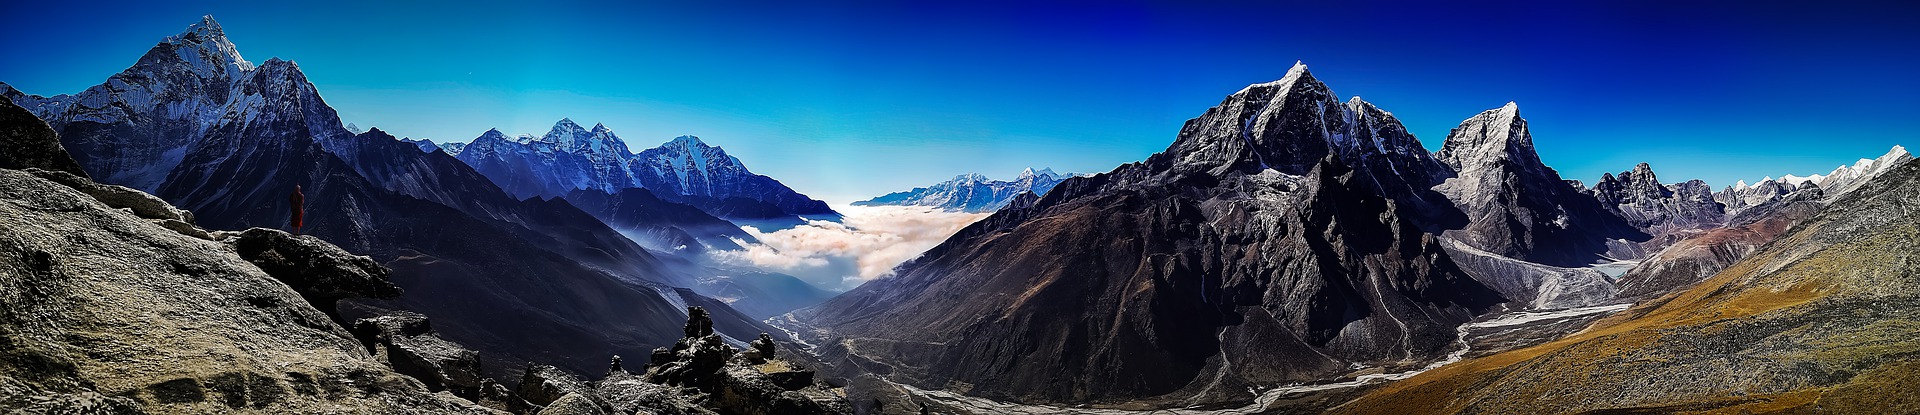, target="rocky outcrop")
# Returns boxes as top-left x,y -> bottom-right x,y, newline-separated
227,227 -> 401,319
0,95 -> 87,178
517,365 -> 592,407
504,308 -> 848,414
0,166 -> 493,413
351,313 -> 485,400
26,169 -> 194,225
